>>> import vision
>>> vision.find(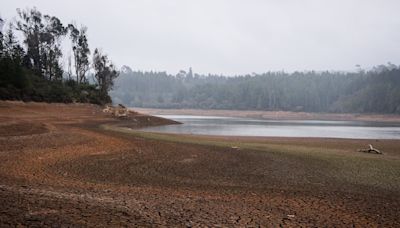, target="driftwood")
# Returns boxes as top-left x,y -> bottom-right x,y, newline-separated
358,144 -> 383,155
